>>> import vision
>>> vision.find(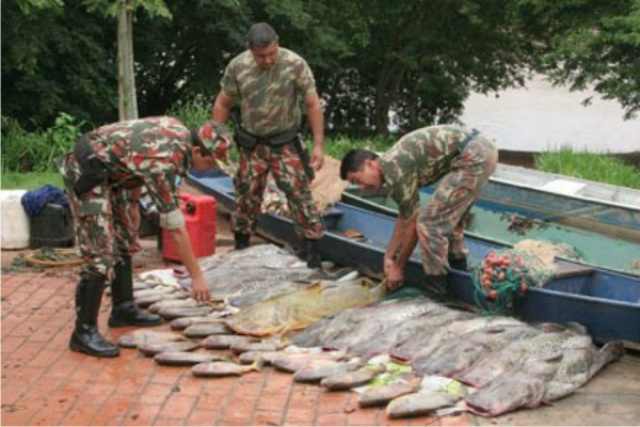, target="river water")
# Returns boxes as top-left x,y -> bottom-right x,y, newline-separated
460,76 -> 640,153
